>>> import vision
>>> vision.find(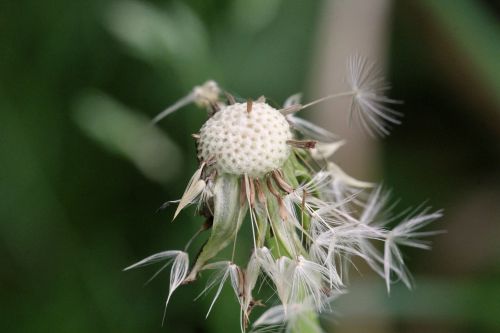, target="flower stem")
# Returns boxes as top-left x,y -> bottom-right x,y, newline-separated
292,311 -> 323,333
